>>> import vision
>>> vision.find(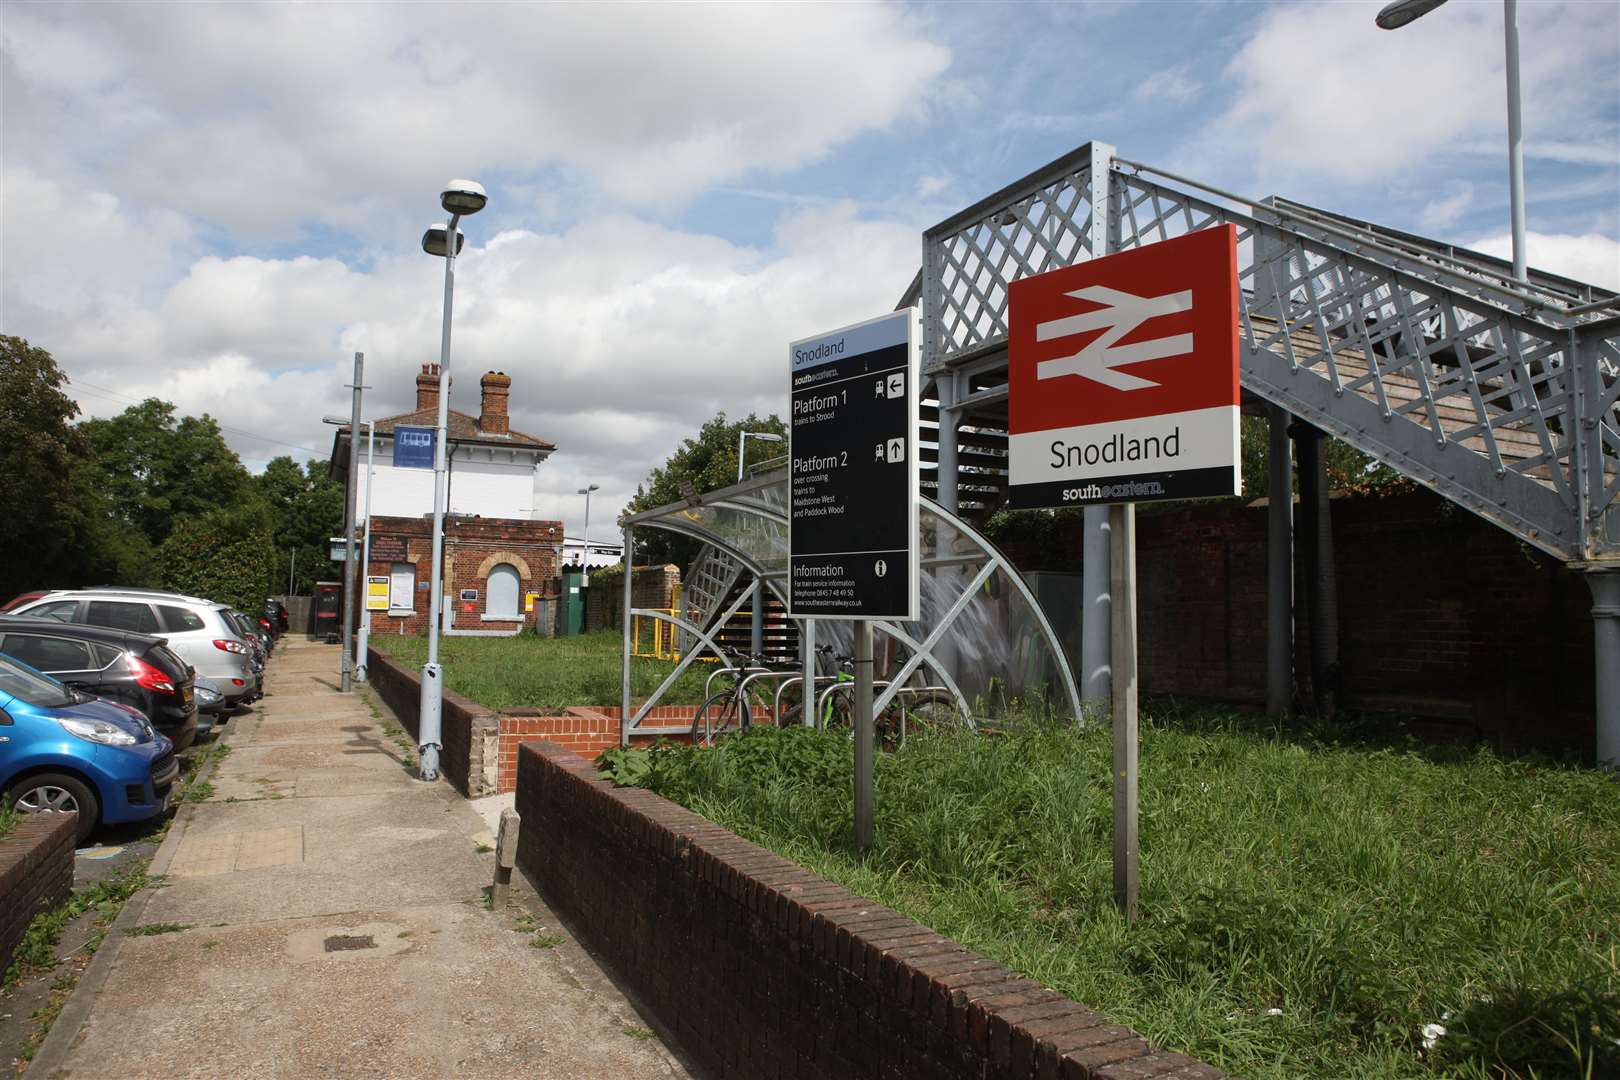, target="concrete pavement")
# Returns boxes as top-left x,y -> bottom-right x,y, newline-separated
36,637 -> 690,1079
